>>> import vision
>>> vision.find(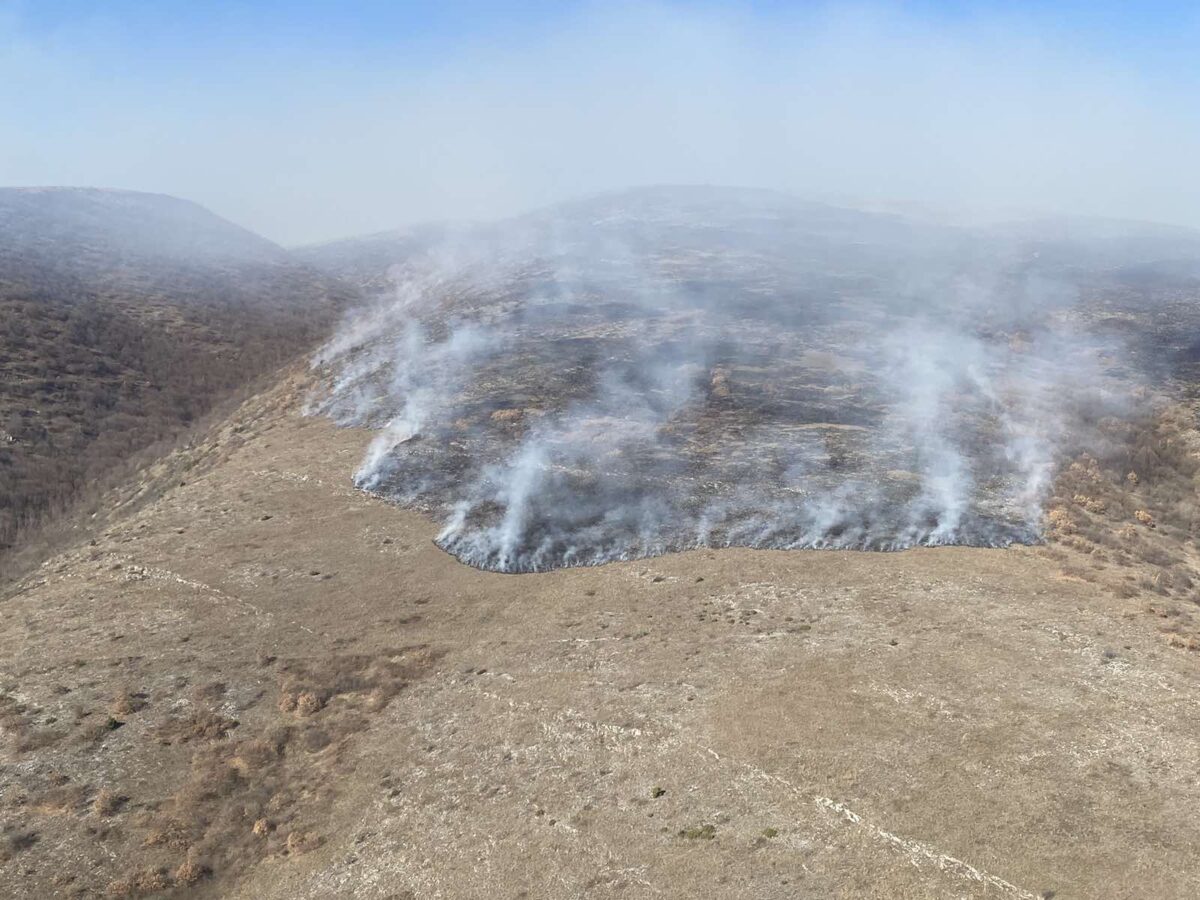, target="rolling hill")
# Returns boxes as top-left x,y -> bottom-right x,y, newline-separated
2,186 -> 1200,897
303,187 -> 1200,572
0,188 -> 359,561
